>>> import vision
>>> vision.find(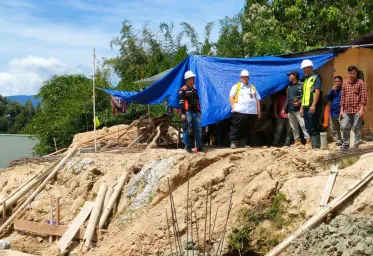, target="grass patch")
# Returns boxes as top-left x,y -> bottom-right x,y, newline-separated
229,192 -> 306,255
339,156 -> 360,169
228,228 -> 250,256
